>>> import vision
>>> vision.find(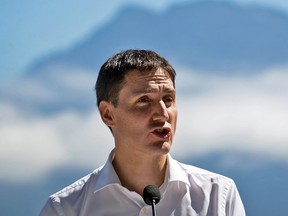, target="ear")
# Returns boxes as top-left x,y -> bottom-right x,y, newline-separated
98,101 -> 115,127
